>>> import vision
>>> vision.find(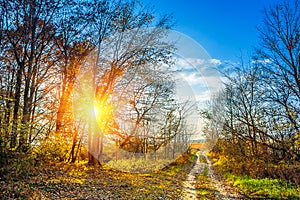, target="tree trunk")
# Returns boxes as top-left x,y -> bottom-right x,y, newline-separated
11,64 -> 23,149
